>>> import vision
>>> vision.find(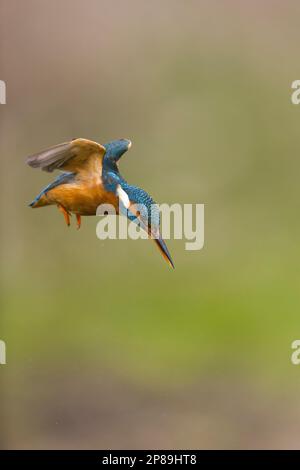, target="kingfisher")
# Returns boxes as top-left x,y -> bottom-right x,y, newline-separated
26,138 -> 174,268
